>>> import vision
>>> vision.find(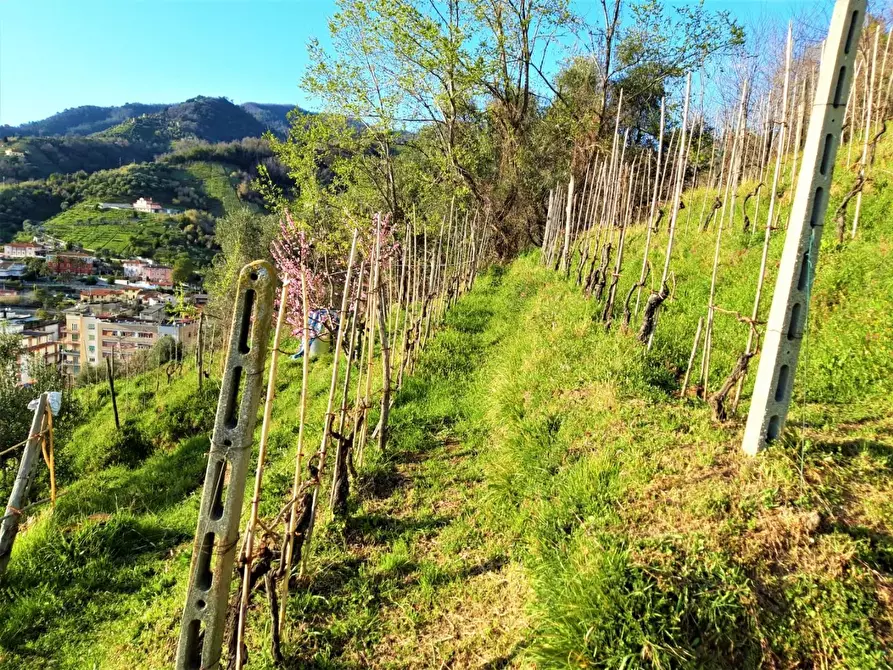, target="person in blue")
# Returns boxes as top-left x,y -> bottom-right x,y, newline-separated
290,308 -> 339,360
